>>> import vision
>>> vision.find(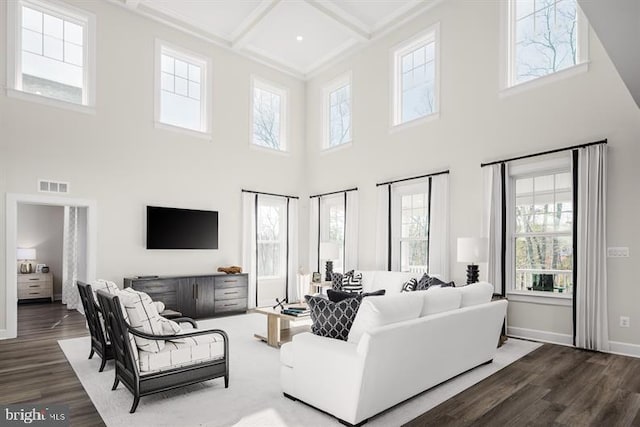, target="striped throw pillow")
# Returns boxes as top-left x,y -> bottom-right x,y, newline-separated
401,277 -> 418,292
341,270 -> 363,294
